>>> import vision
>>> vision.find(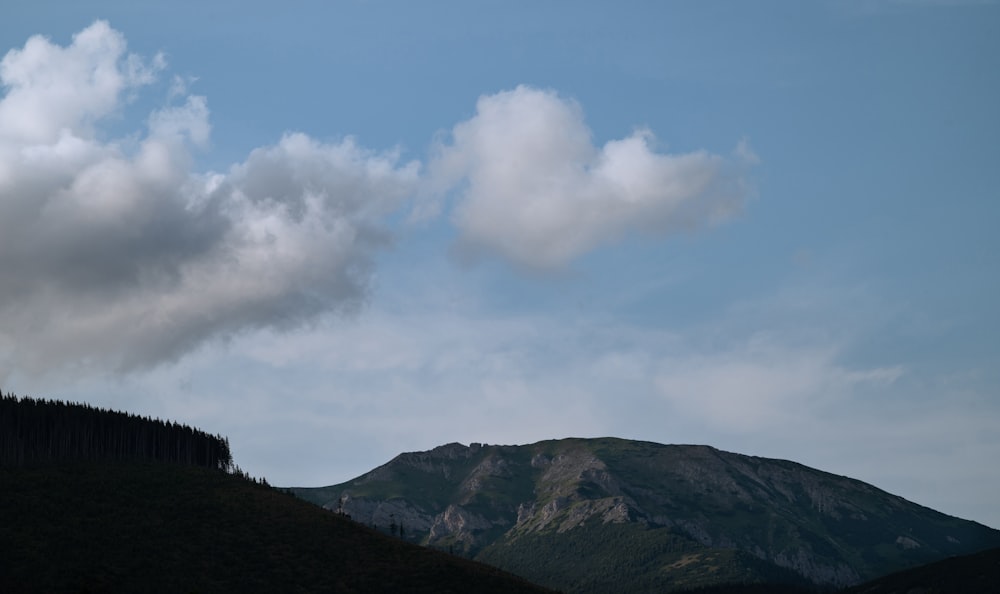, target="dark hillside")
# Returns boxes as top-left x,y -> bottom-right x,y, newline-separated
0,461 -> 555,593
0,393 -> 553,593
841,546 -> 1000,594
